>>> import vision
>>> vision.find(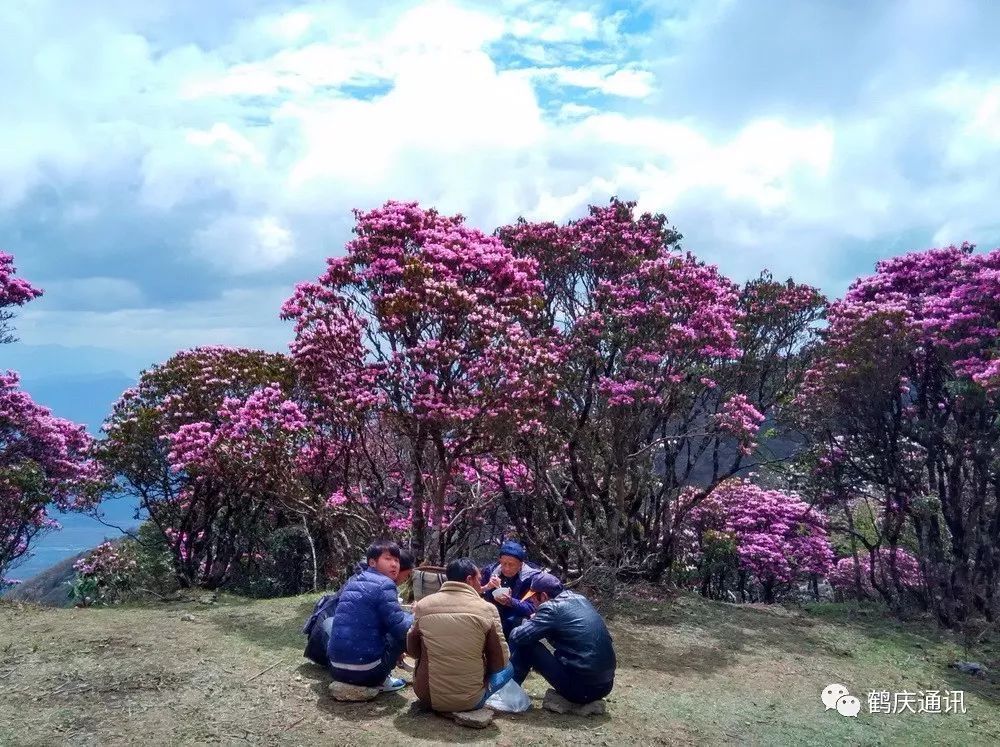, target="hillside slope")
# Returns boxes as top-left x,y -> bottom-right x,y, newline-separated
1,593 -> 998,746
4,552 -> 82,607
